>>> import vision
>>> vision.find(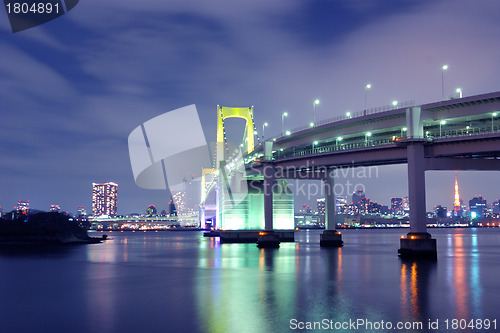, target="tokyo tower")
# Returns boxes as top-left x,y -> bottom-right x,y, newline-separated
454,172 -> 461,216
